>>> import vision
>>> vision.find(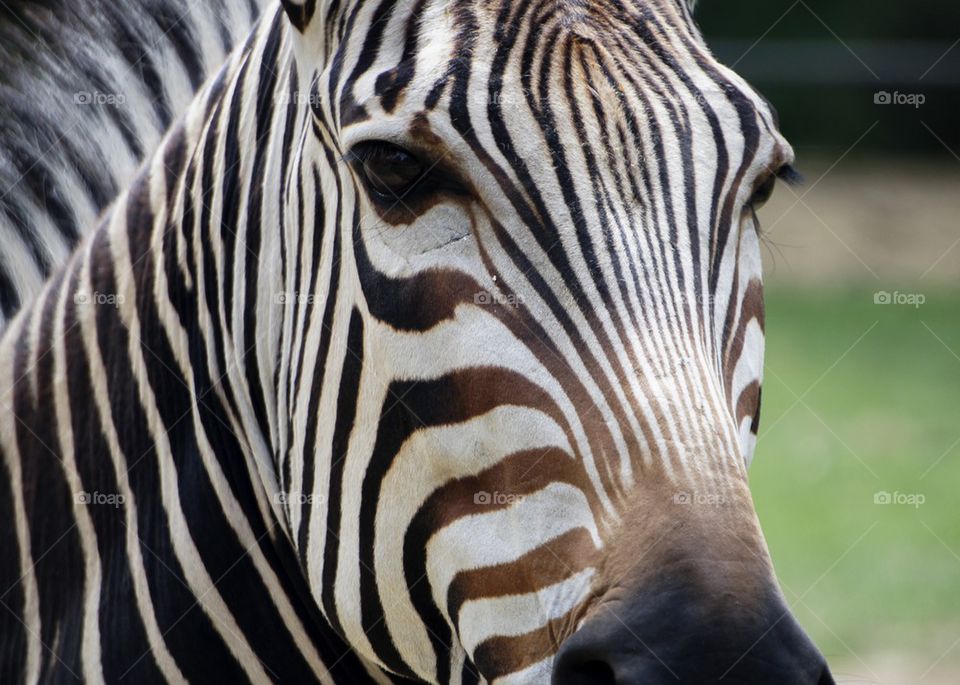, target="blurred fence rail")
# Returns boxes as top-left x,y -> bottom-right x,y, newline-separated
712,40 -> 960,86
